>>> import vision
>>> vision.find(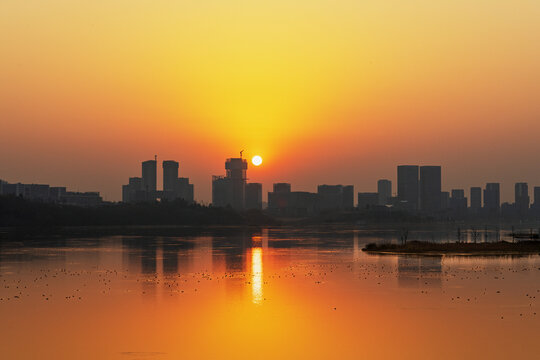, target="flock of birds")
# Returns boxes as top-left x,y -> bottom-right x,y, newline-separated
0,251 -> 539,323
